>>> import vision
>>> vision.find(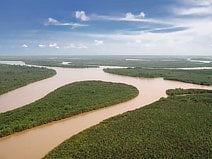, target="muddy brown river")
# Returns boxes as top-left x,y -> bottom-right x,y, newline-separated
0,61 -> 212,159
